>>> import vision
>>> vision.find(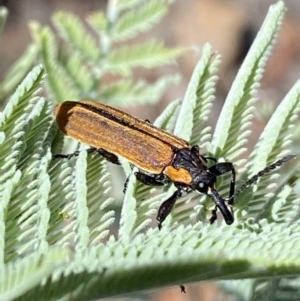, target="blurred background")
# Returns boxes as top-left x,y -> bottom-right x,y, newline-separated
1,0 -> 299,300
